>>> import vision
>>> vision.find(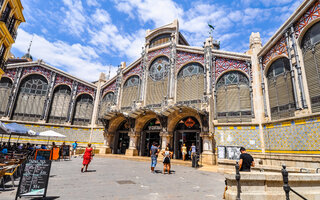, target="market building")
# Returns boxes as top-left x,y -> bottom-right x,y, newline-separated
0,0 -> 25,79
1,0 -> 320,167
